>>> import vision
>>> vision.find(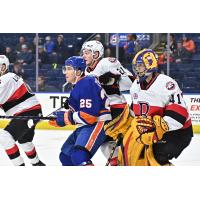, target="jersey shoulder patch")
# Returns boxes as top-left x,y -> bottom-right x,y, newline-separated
166,81 -> 176,90
157,74 -> 180,94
